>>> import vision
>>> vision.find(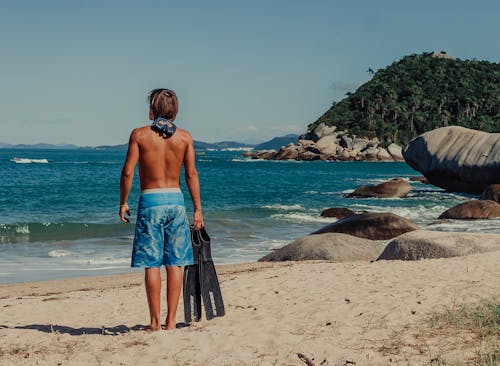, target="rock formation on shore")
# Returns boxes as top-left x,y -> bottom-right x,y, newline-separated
403,126 -> 500,193
481,184 -> 500,203
259,233 -> 385,262
311,212 -> 419,240
243,123 -> 405,162
438,200 -> 500,219
377,230 -> 500,260
346,178 -> 411,198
